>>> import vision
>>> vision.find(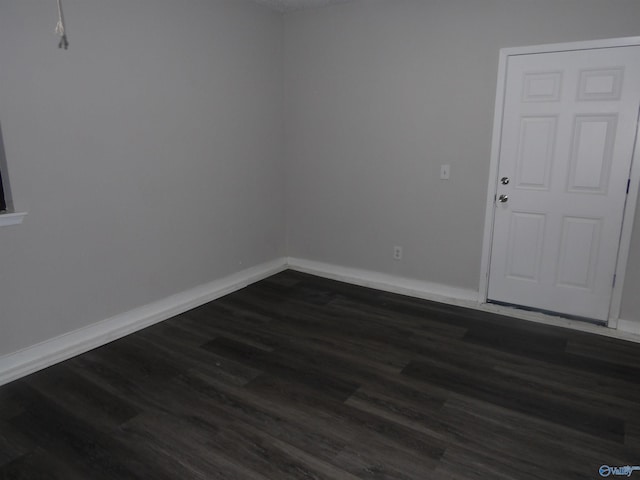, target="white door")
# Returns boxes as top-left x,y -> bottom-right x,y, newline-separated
488,46 -> 640,321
